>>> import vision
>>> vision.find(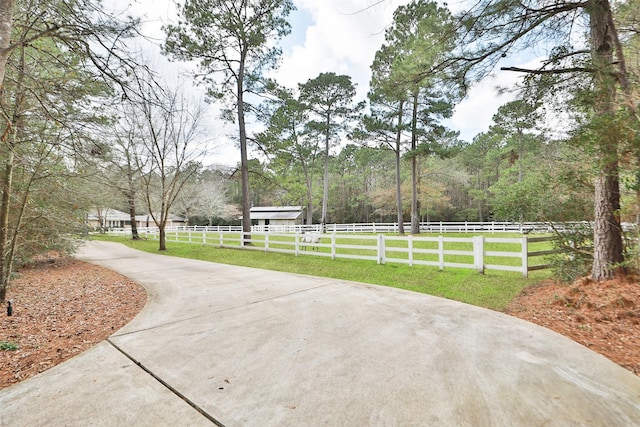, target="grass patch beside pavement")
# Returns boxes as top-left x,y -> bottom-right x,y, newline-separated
90,235 -> 550,311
